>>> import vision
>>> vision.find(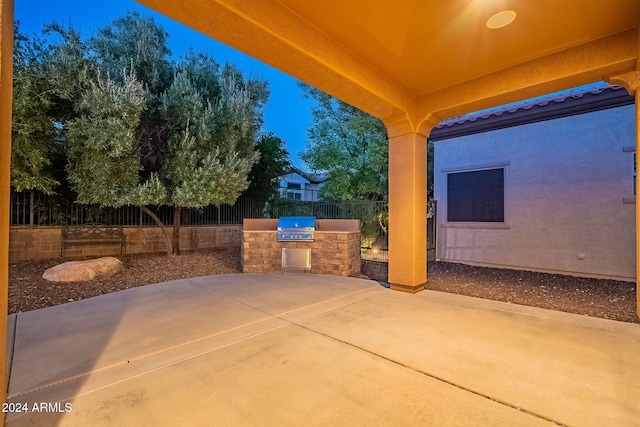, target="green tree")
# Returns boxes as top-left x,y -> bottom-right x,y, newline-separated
90,12 -> 174,175
13,13 -> 278,253
11,25 -> 58,194
63,15 -> 267,255
90,12 -> 173,96
157,72 -> 260,252
10,22 -> 91,194
66,71 -> 147,206
243,132 -> 290,204
298,82 -> 388,201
